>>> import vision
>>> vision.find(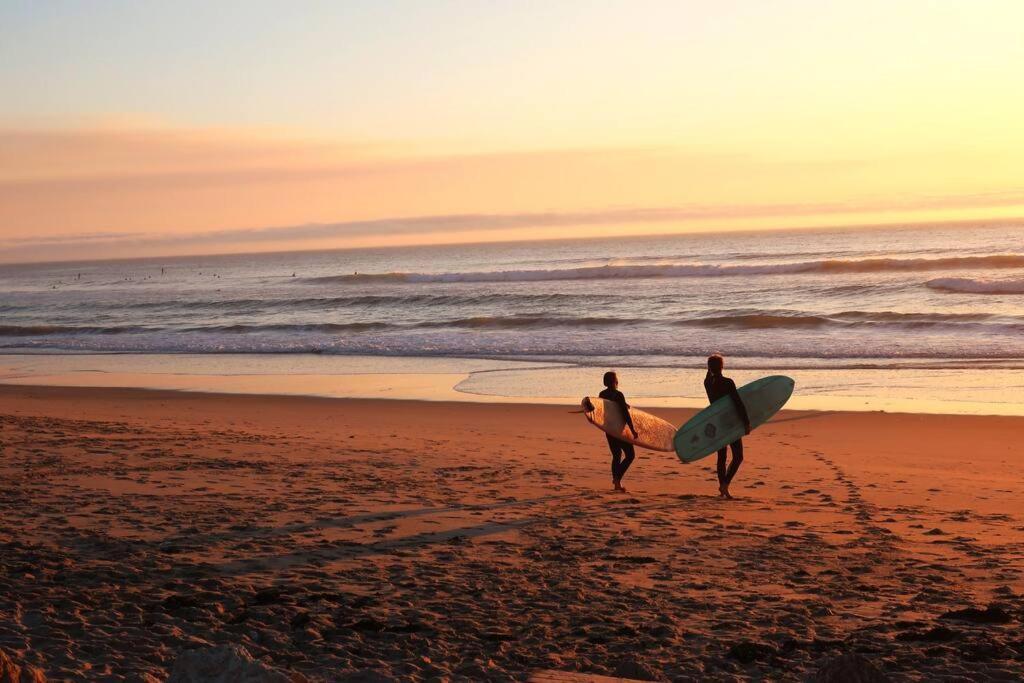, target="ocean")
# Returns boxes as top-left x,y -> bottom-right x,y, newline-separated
2,222 -> 1024,413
